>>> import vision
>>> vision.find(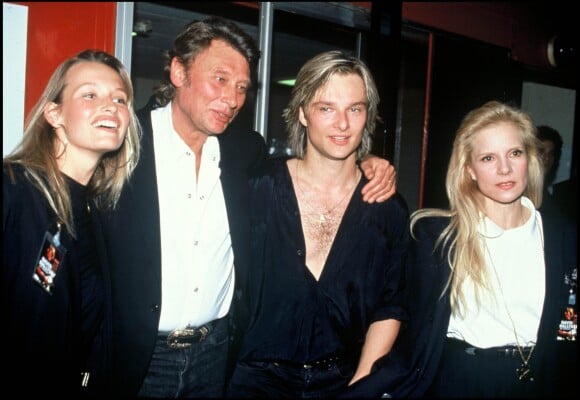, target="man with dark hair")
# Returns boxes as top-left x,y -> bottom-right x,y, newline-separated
552,165 -> 577,222
537,125 -> 563,215
100,16 -> 397,398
